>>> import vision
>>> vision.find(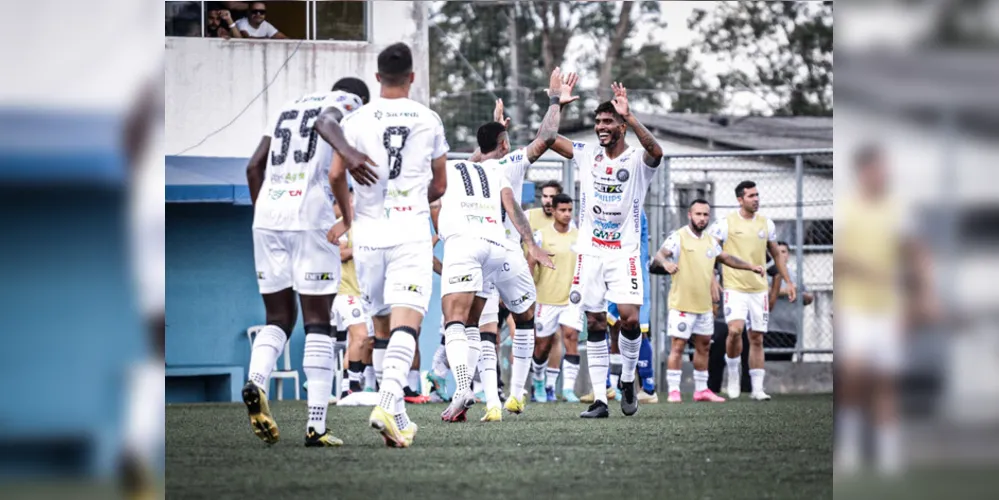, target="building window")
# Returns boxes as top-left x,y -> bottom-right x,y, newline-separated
314,1 -> 367,41
166,1 -> 369,41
